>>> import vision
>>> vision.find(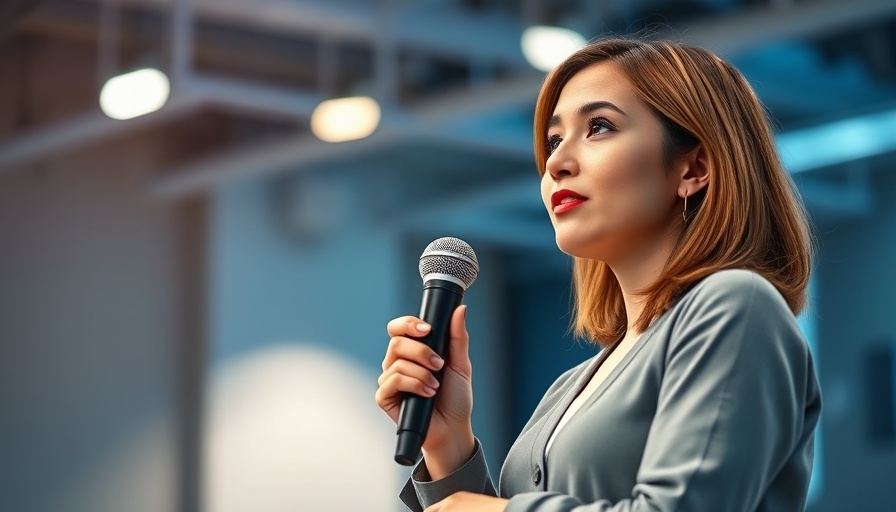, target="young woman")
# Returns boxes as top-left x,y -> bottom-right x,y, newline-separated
376,38 -> 822,512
